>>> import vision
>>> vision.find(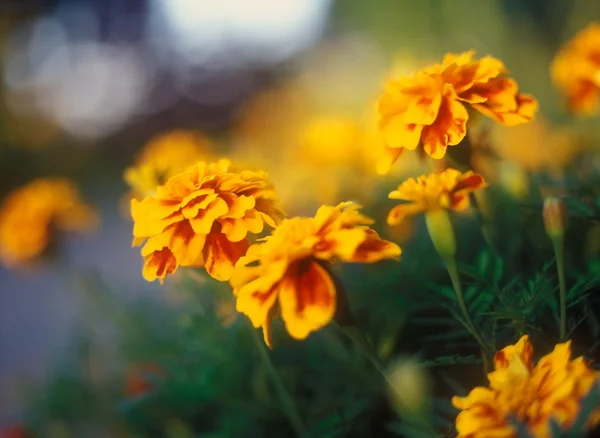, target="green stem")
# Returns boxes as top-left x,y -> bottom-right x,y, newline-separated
247,319 -> 309,438
341,325 -> 435,434
342,325 -> 390,383
443,257 -> 492,357
552,238 -> 567,341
